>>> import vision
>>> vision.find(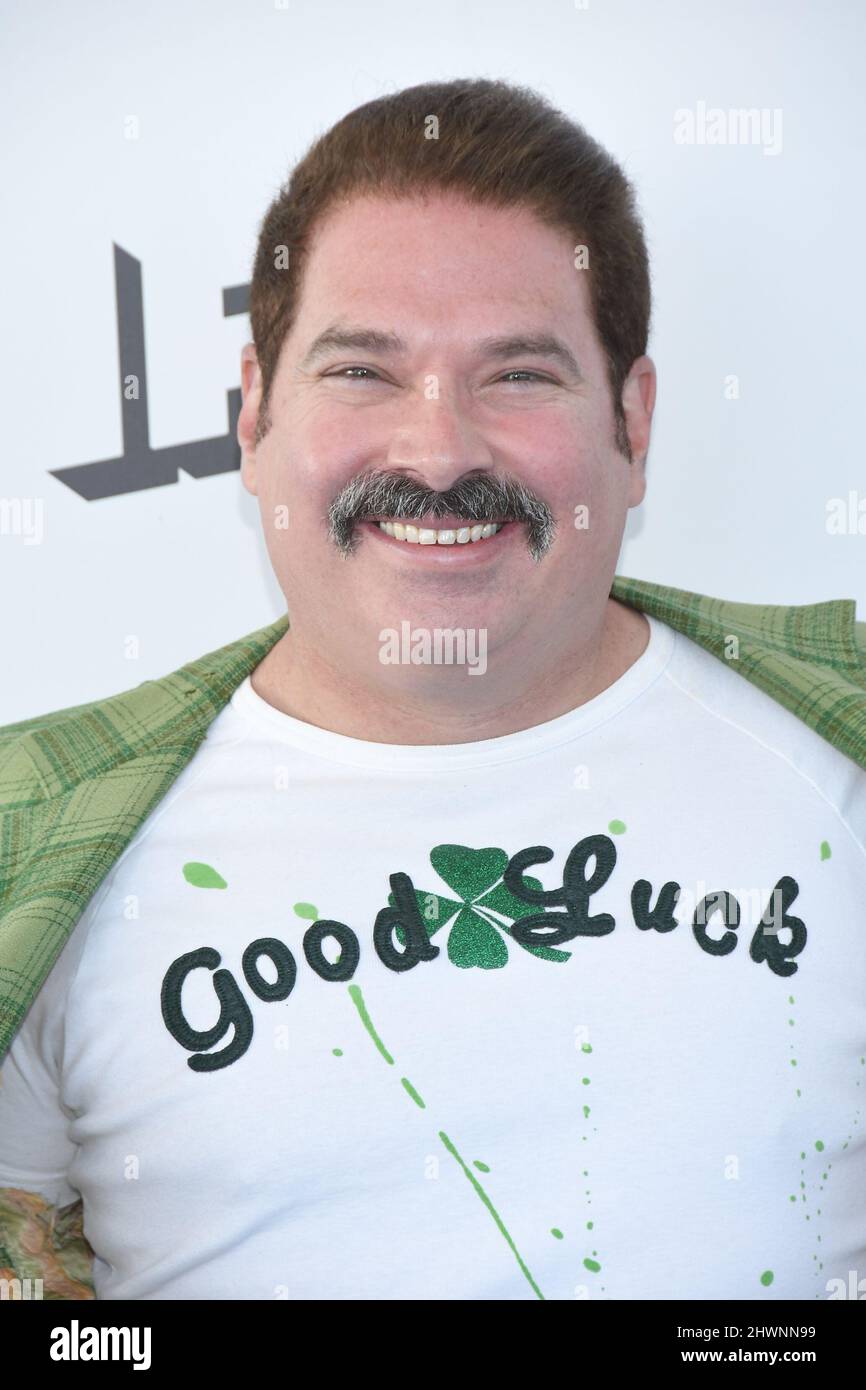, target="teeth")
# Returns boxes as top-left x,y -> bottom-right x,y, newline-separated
377,520 -> 503,545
